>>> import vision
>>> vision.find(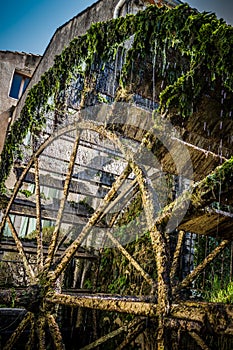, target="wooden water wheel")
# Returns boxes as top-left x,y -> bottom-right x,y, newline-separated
1,3 -> 233,348
0,113 -> 169,349
0,106 -> 233,350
